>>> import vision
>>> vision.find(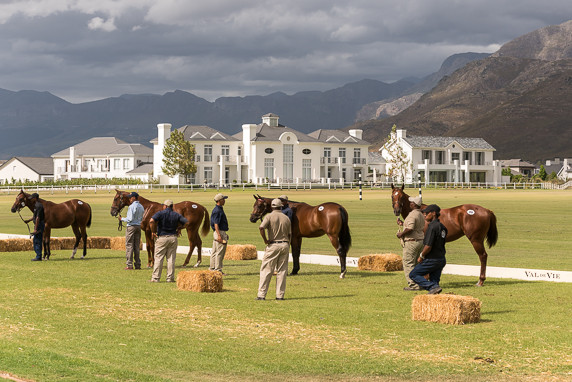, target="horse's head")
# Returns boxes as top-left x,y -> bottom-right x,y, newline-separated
390,184 -> 407,217
10,190 -> 33,213
250,194 -> 271,223
110,190 -> 131,217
